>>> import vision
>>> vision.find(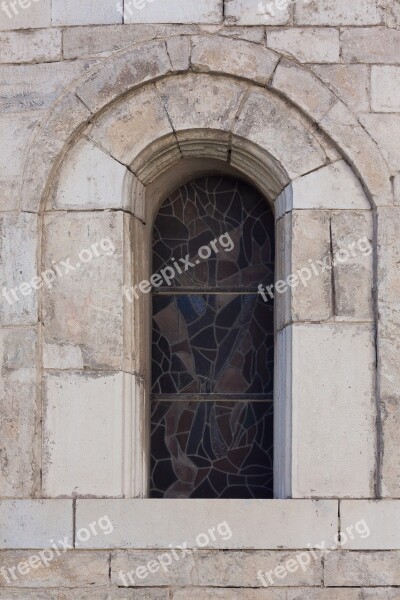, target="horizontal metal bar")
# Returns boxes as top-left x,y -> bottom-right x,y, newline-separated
153,288 -> 262,295
151,394 -> 273,402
